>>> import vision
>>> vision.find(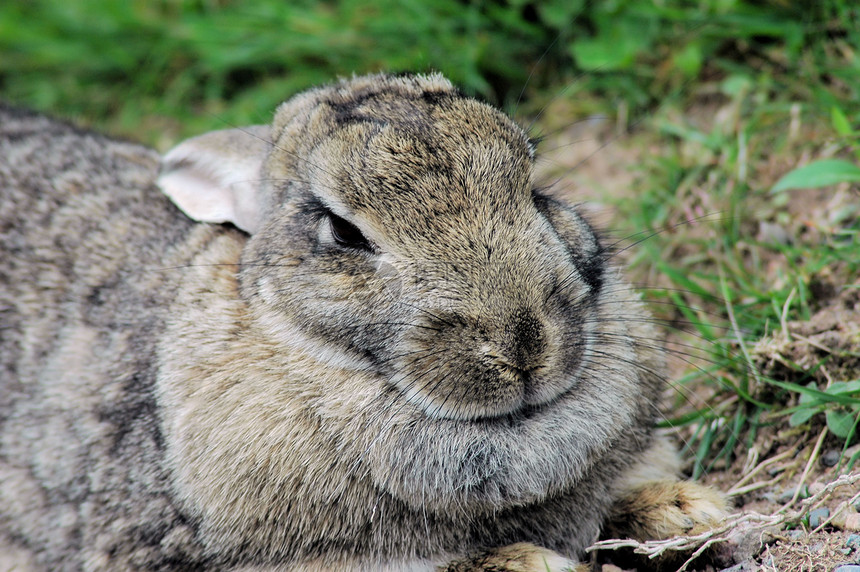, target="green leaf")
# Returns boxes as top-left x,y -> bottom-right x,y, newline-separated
798,381 -> 818,405
766,378 -> 860,407
831,106 -> 854,136
771,159 -> 860,193
536,0 -> 585,29
721,74 -> 753,98
826,409 -> 858,439
789,408 -> 818,427
673,41 -> 703,77
570,20 -> 650,71
825,380 -> 860,395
